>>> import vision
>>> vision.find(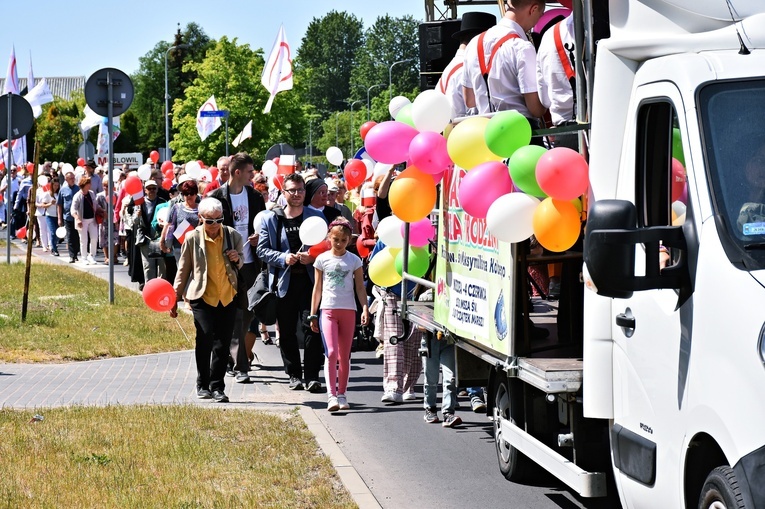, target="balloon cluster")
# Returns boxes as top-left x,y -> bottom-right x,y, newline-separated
361,91 -> 591,287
